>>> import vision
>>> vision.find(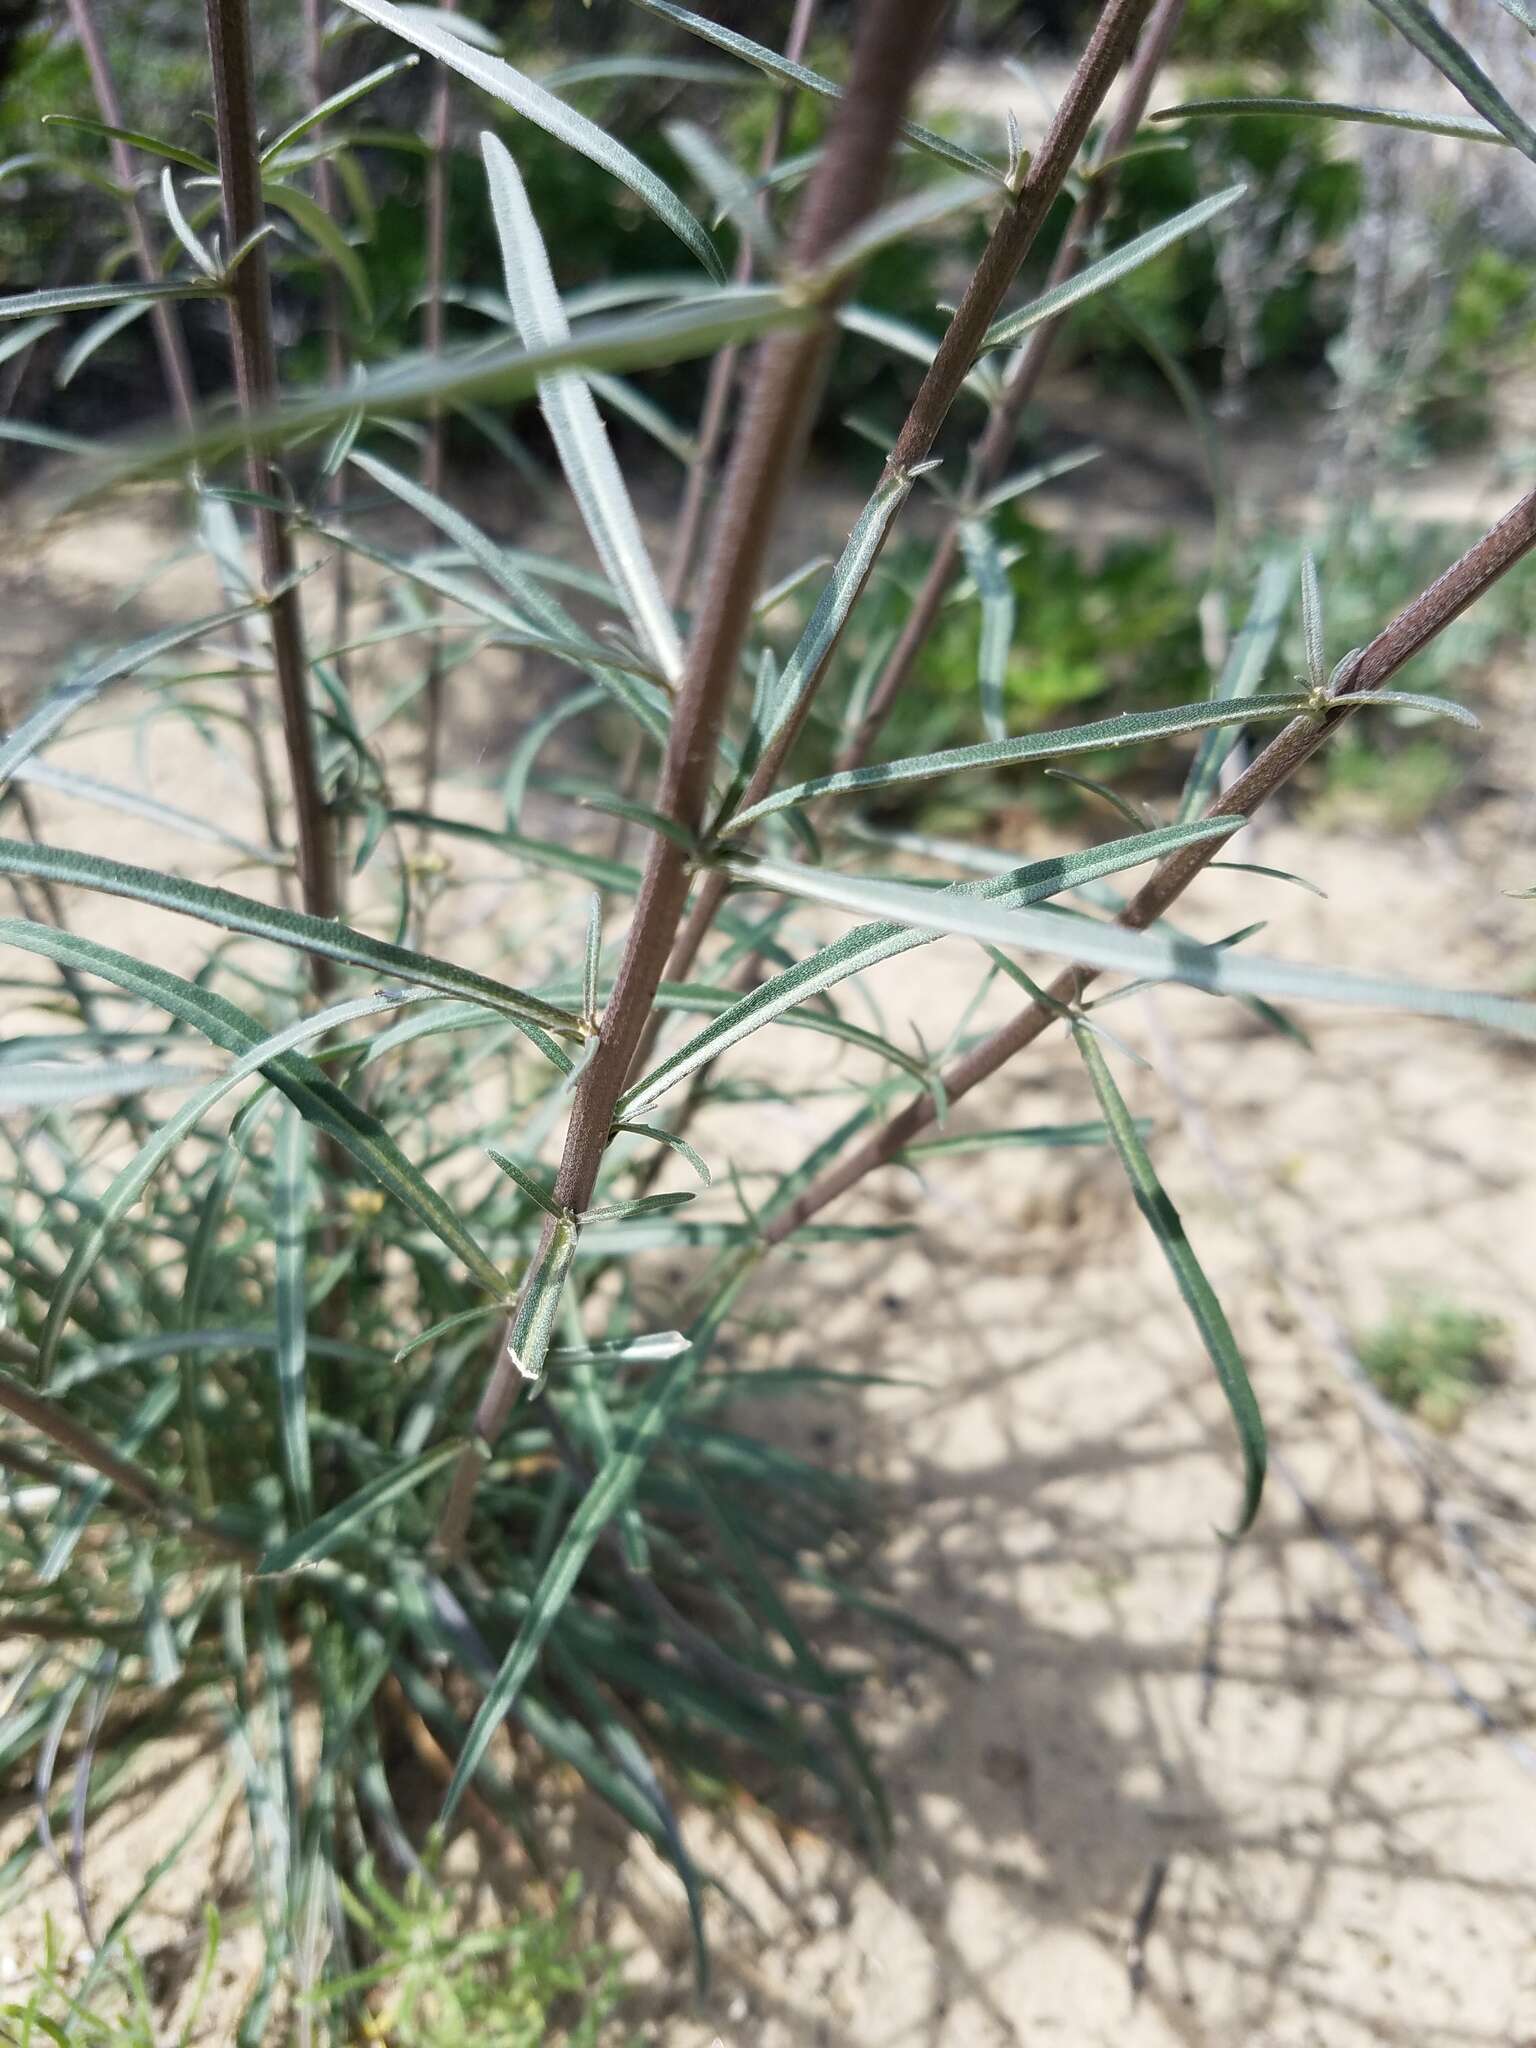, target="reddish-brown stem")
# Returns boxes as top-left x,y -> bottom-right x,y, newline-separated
419,0 -> 456,810
607,0 -> 821,866
303,0 -> 355,677
64,0 -> 198,426
0,1364 -> 254,1564
436,0 -> 943,1555
626,0 -> 1157,1079
66,0 -> 288,865
762,486 -> 1536,1242
838,0 -> 1187,773
205,0 -> 339,982
665,0 -> 819,613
